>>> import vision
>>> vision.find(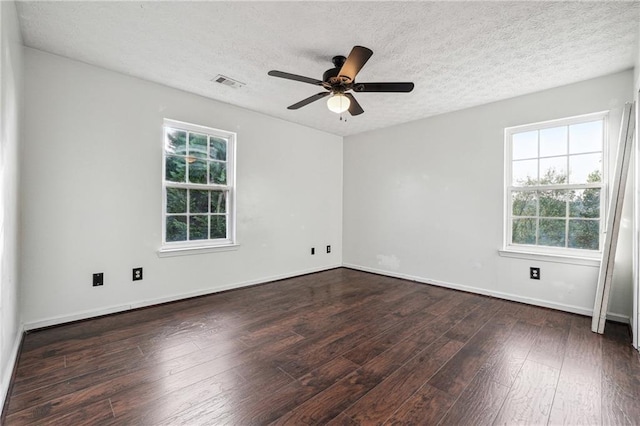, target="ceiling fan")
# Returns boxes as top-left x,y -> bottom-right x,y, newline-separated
268,46 -> 414,116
